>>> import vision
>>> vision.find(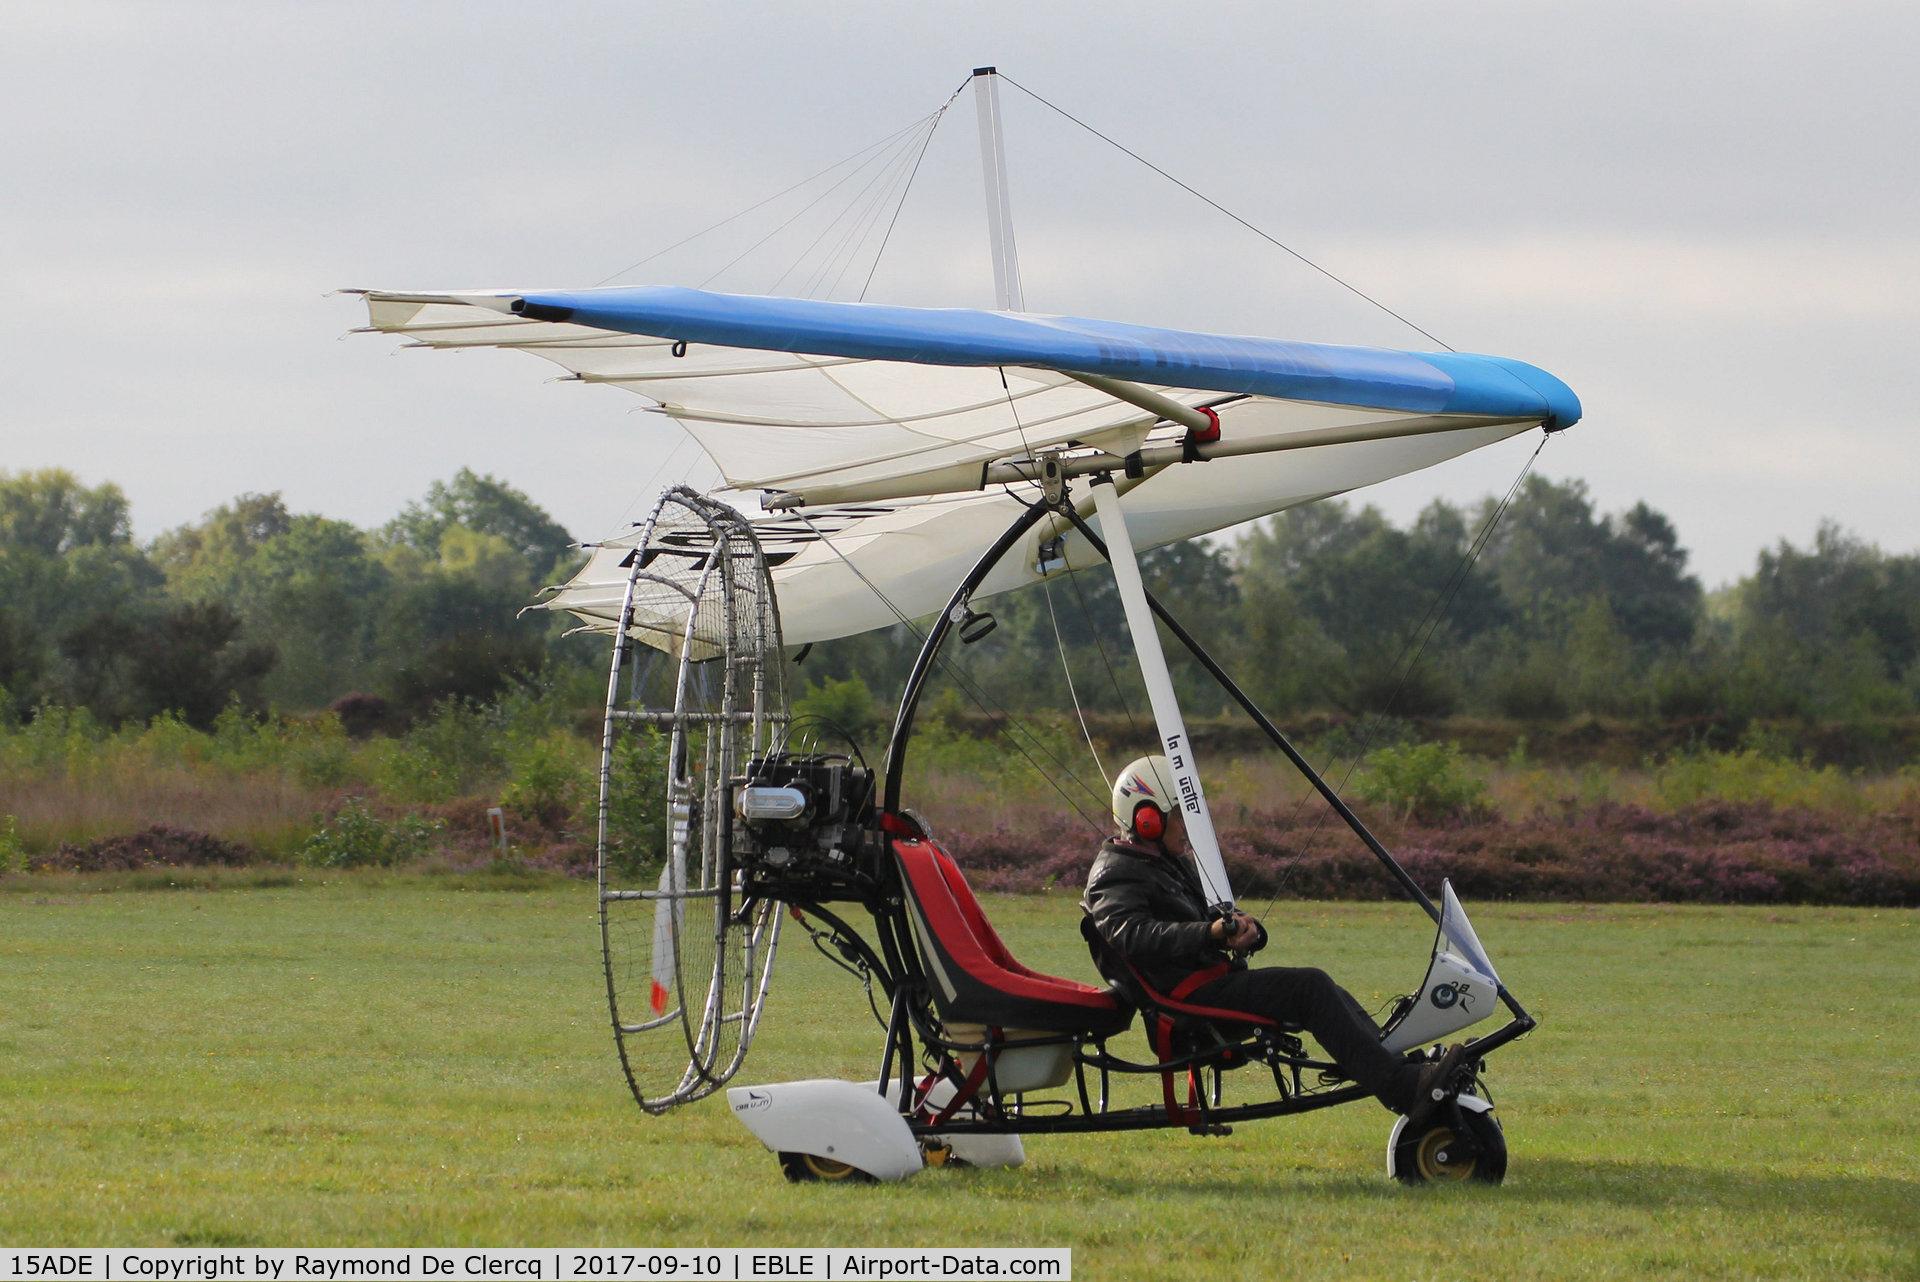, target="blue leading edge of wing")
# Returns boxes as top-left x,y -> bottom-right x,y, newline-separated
513,286 -> 1581,431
